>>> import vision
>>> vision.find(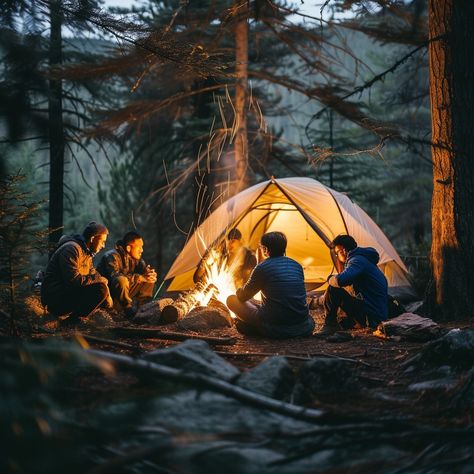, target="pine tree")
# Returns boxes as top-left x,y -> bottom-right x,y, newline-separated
0,174 -> 48,333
